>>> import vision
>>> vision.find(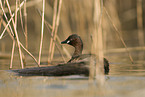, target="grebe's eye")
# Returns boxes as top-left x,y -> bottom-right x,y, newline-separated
67,40 -> 70,44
